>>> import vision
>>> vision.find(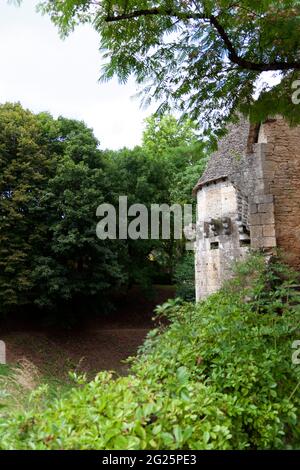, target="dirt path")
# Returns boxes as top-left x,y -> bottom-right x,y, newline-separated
1,286 -> 174,378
